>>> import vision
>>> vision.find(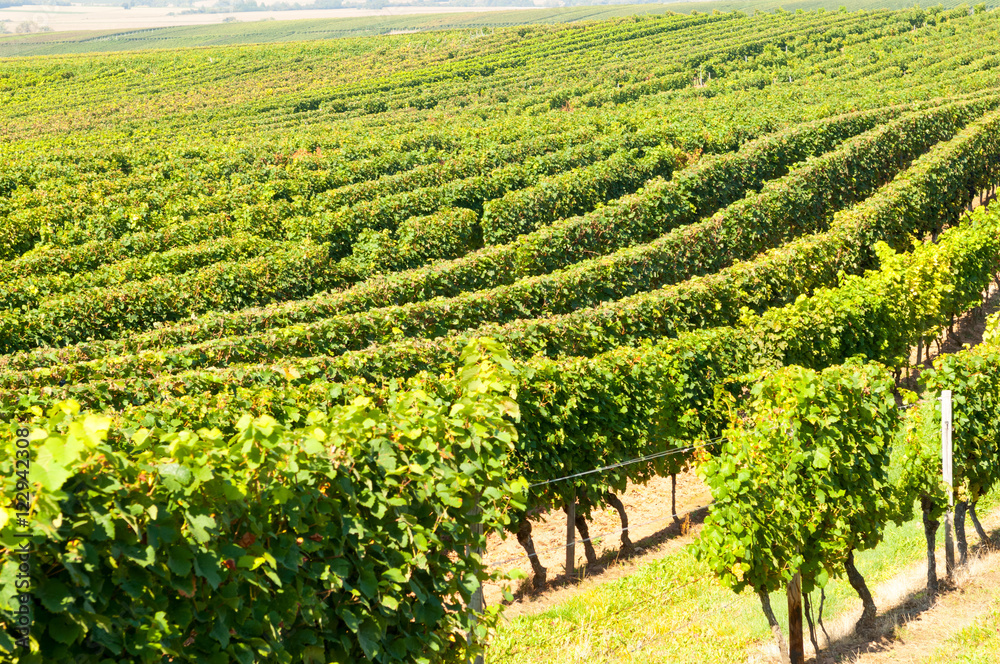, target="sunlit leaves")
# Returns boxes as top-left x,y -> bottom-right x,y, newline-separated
696,363 -> 898,595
